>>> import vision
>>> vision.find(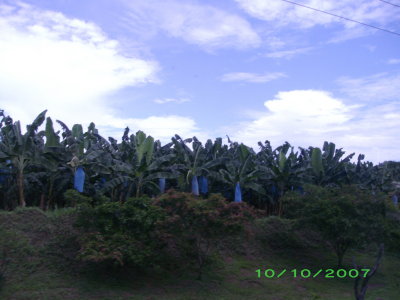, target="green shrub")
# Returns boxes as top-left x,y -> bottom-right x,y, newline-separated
282,184 -> 386,267
64,189 -> 93,207
384,211 -> 400,253
75,191 -> 256,278
154,190 -> 256,279
75,196 -> 164,269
